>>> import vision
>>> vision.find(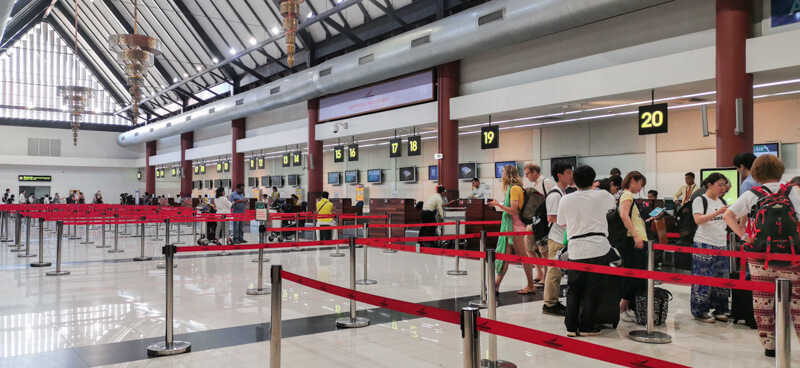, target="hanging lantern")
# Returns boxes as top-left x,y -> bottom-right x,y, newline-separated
280,0 -> 302,68
59,0 -> 94,146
